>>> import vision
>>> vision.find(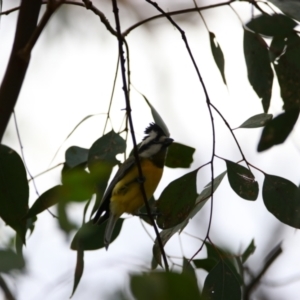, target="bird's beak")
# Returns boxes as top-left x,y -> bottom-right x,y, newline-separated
164,138 -> 174,146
